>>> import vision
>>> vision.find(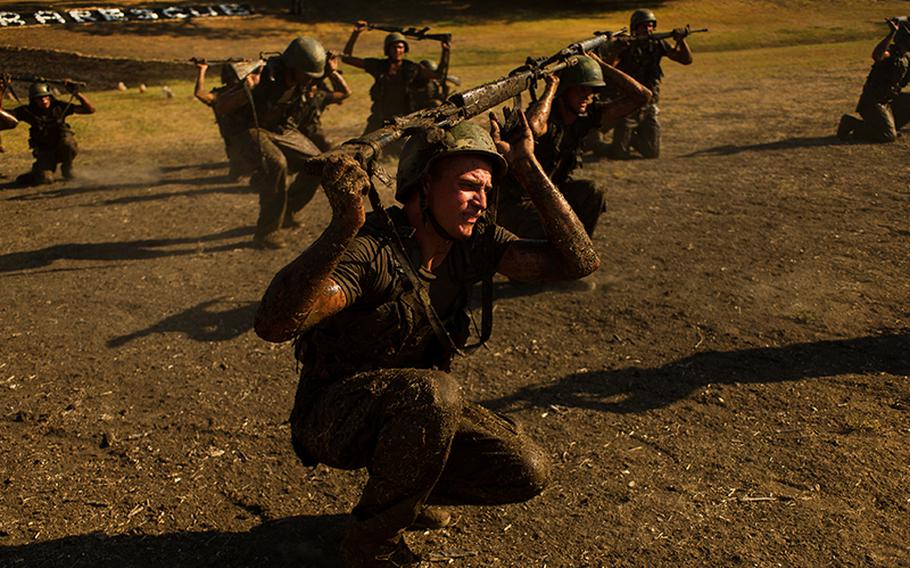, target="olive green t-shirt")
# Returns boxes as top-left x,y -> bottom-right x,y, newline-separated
332,207 -> 517,320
